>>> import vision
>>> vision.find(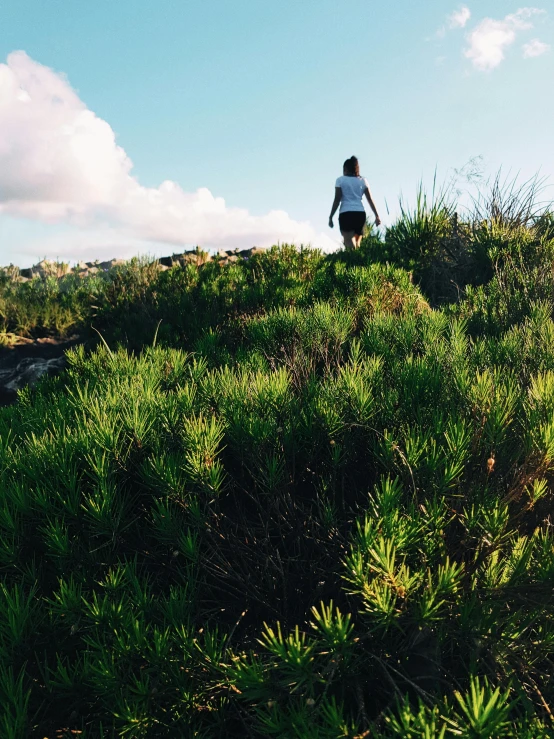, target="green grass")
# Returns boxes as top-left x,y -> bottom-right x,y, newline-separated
1,181 -> 554,736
